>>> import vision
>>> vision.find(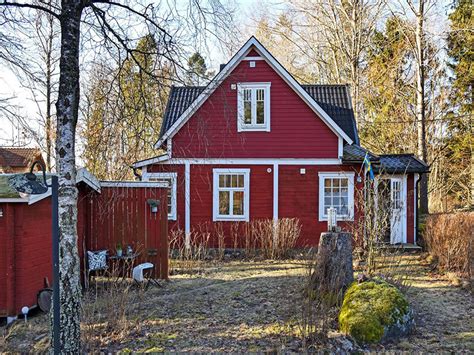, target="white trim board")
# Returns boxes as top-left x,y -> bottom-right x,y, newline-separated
0,198 -> 28,203
143,172 -> 178,220
153,158 -> 342,166
154,36 -> 353,150
184,162 -> 191,238
100,181 -> 169,188
273,164 -> 278,221
133,154 -> 170,168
